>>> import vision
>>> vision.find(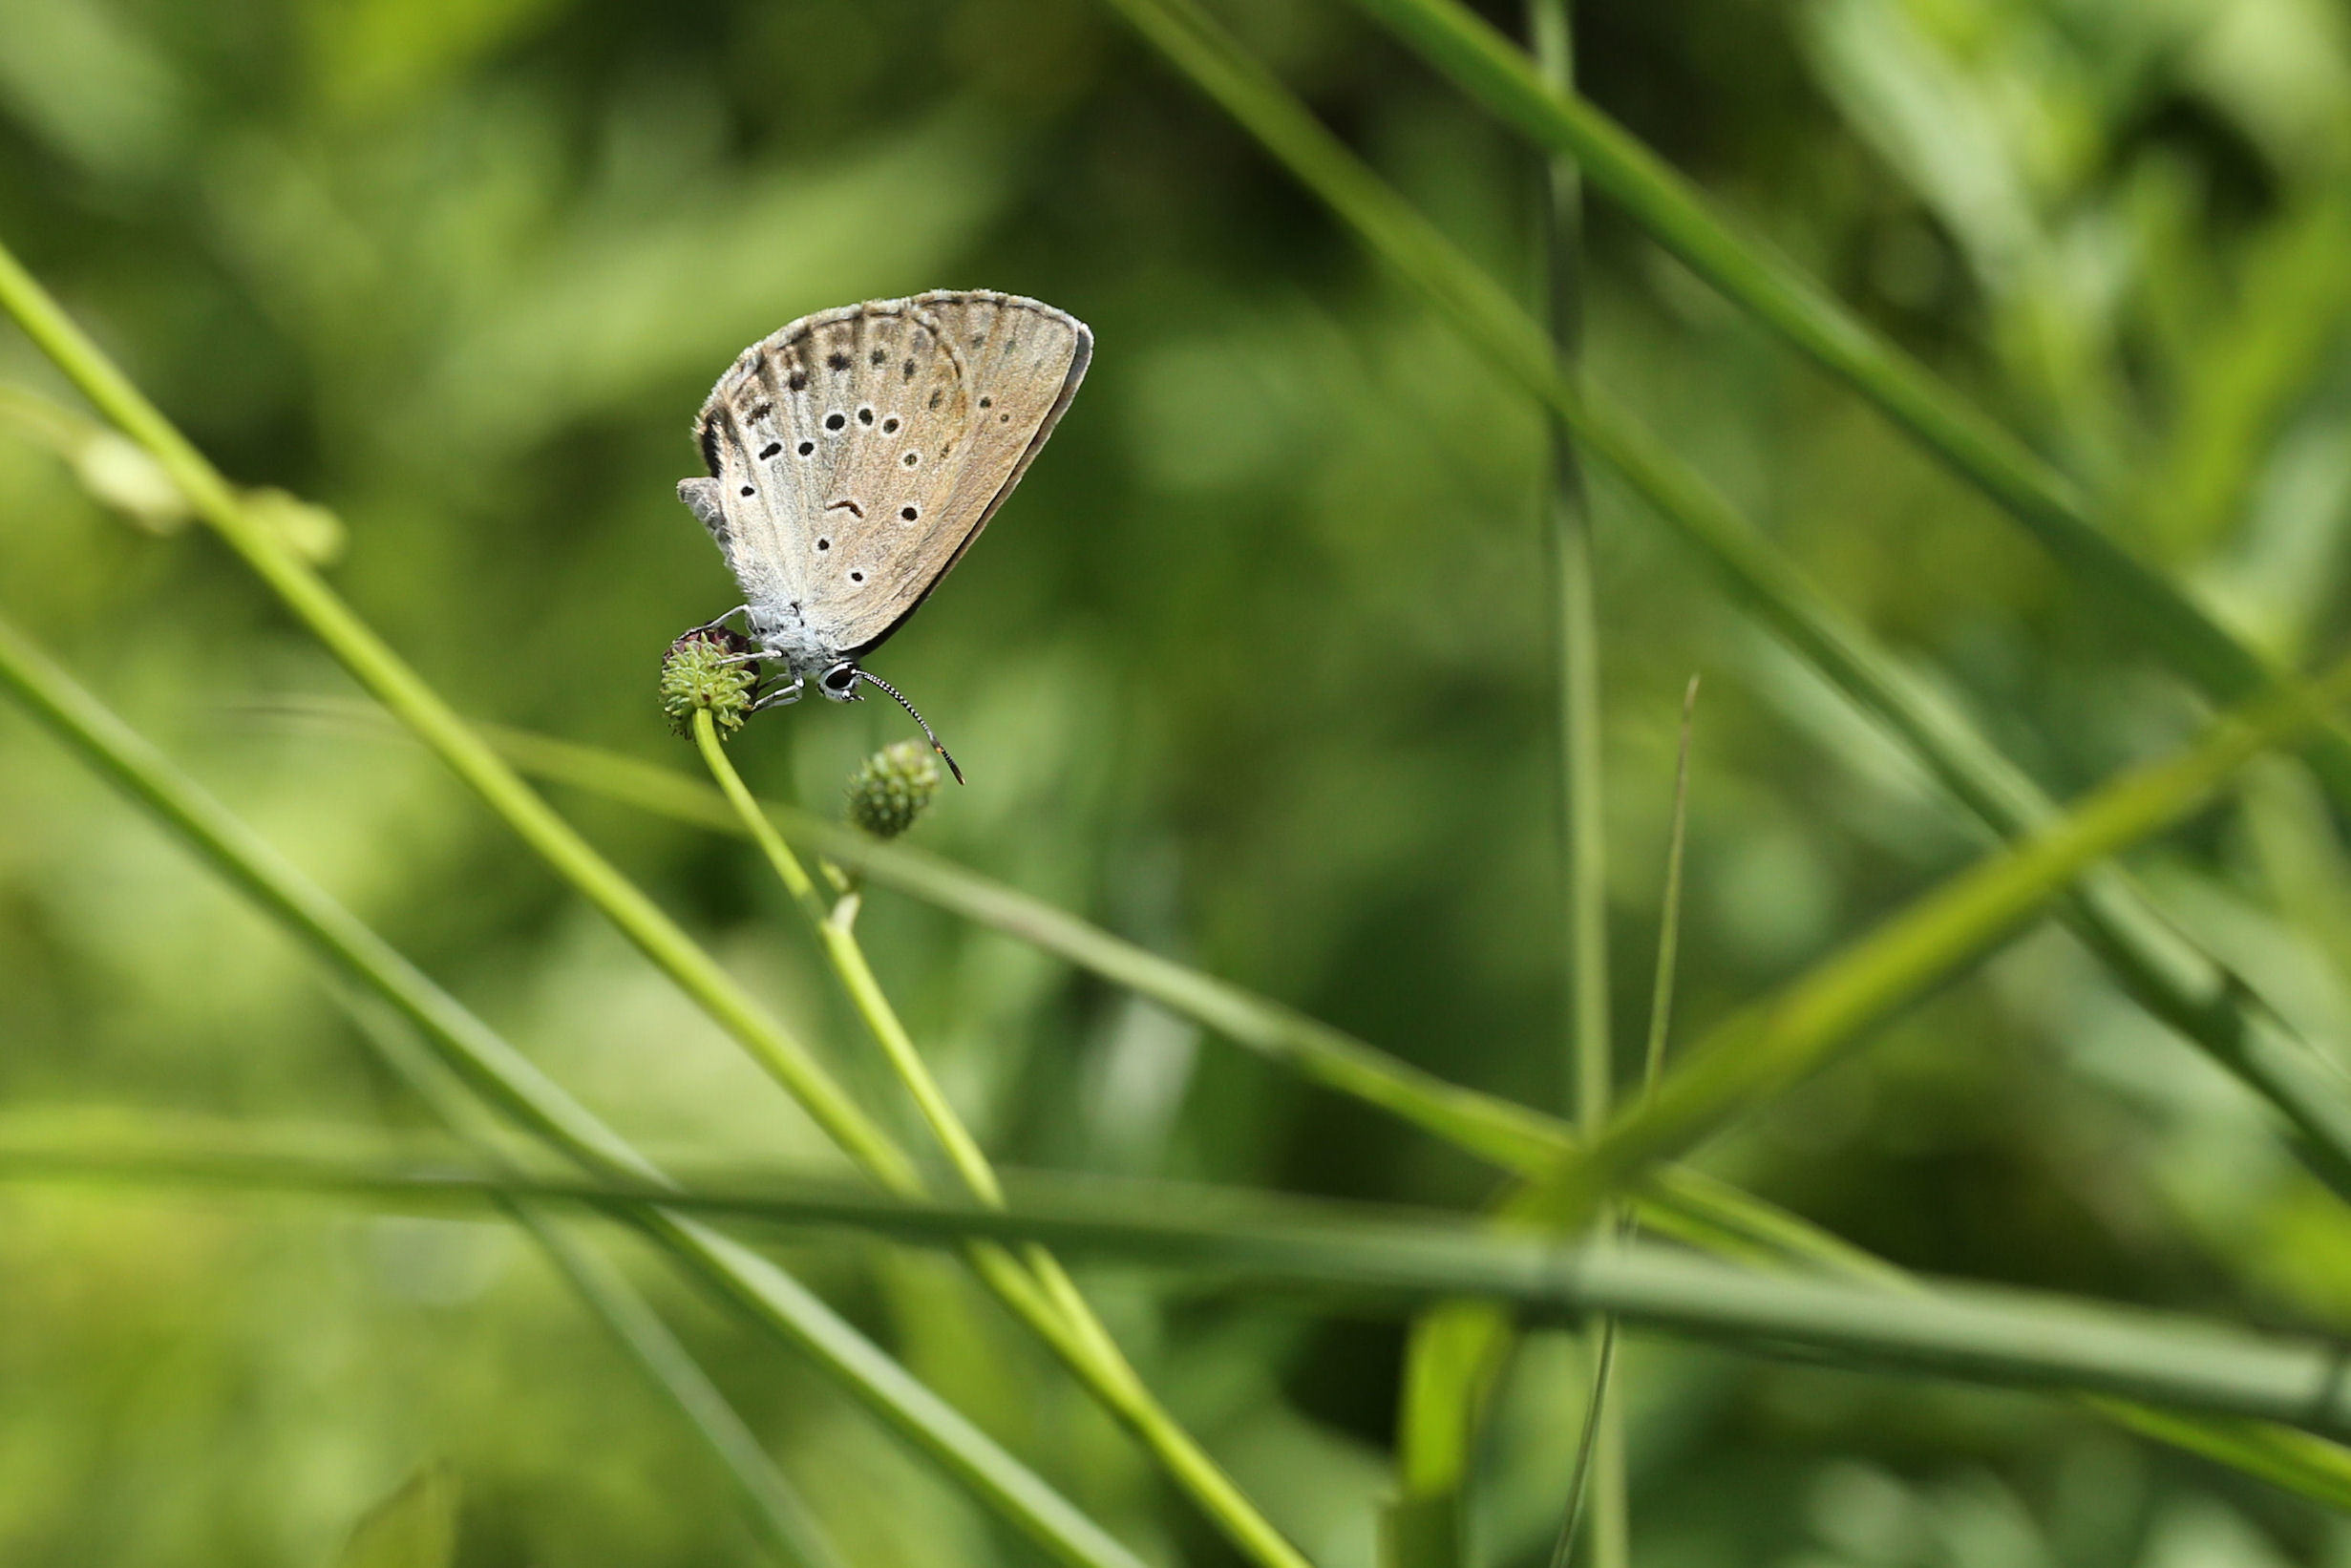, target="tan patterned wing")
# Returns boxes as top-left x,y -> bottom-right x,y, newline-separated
820,289 -> 1092,655
692,300 -> 976,657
